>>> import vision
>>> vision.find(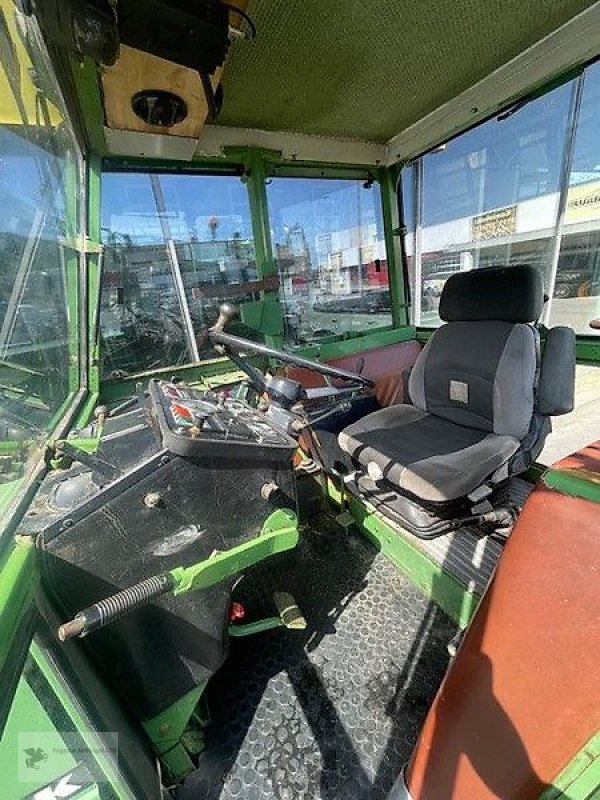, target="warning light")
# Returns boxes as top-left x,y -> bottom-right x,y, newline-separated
228,602 -> 246,622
